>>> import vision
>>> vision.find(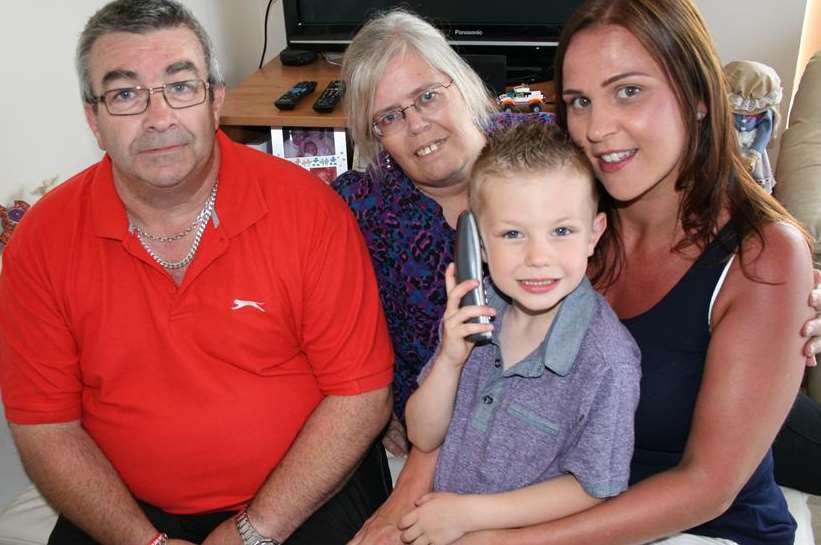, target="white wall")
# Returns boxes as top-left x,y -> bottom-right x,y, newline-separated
0,1 -> 809,203
0,1 -> 286,204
